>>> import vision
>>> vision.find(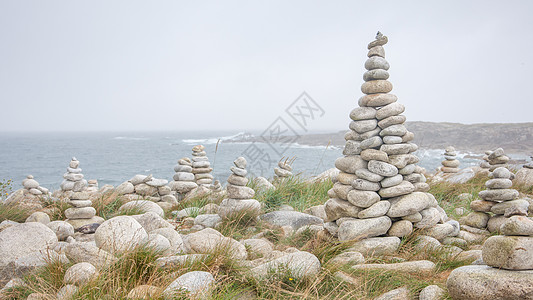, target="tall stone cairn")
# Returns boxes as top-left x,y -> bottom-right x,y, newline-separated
324,32 -> 451,242
65,191 -> 100,230
485,148 -> 510,171
60,157 -> 88,193
218,157 -> 261,219
441,146 -> 460,173
191,145 -> 214,187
